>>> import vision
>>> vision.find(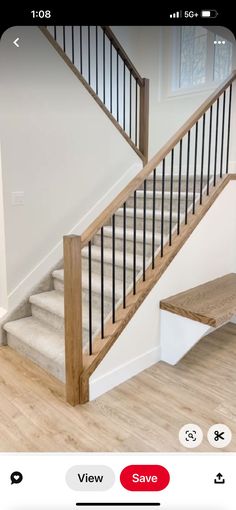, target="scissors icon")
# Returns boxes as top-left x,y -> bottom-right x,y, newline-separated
214,430 -> 225,441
